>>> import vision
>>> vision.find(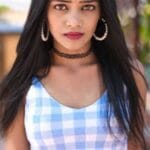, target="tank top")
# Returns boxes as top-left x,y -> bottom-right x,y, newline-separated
24,77 -> 127,150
